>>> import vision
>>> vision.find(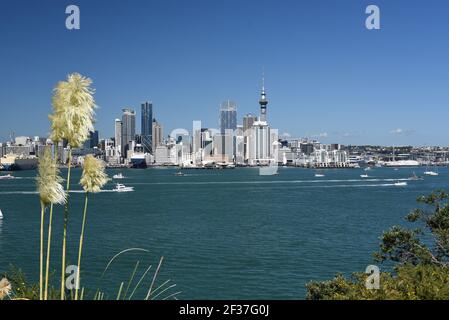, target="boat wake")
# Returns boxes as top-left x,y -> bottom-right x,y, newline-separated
126,178 -> 412,186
